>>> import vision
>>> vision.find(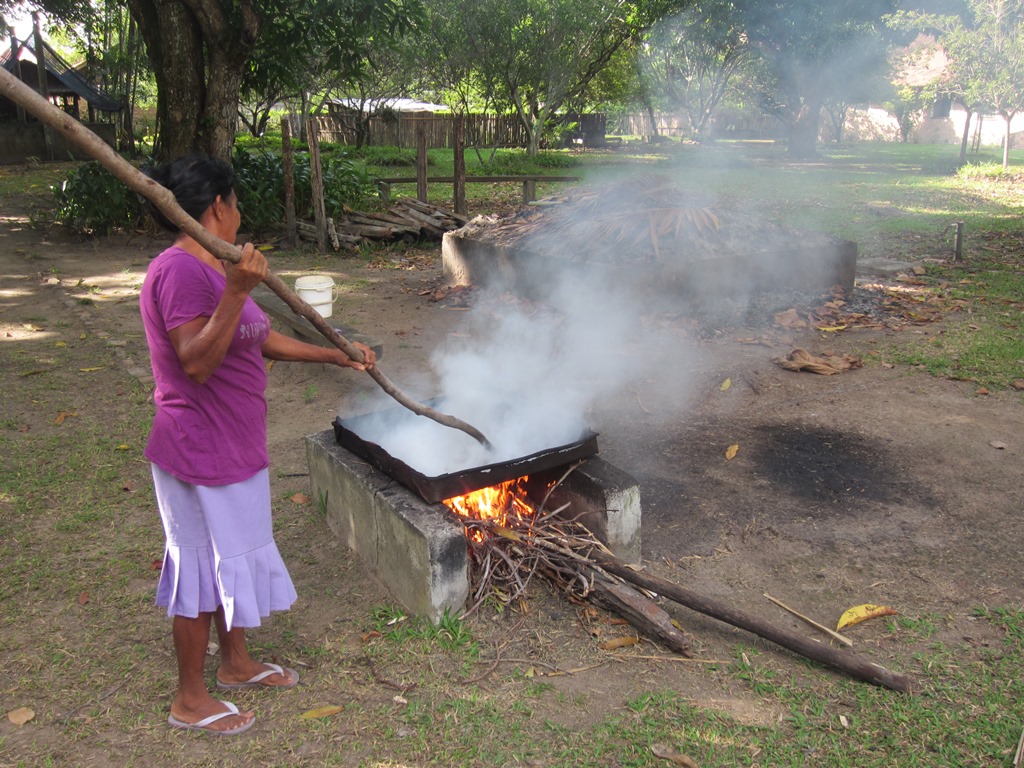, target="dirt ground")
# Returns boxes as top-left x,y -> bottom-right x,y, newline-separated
2,194 -> 1023,763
